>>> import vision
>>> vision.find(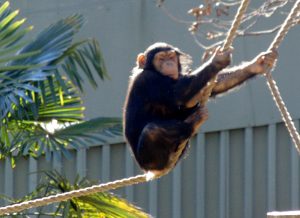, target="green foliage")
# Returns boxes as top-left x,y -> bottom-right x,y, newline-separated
0,1 -> 121,164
